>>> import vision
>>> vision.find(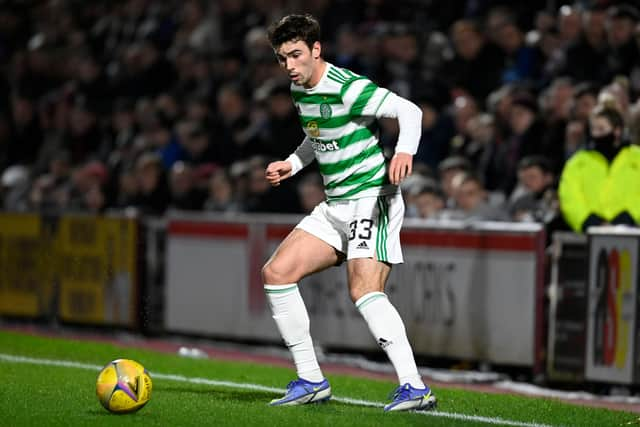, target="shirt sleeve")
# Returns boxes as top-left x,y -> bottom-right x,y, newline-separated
341,77 -> 391,117
342,78 -> 422,155
285,136 -> 315,176
374,91 -> 423,155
